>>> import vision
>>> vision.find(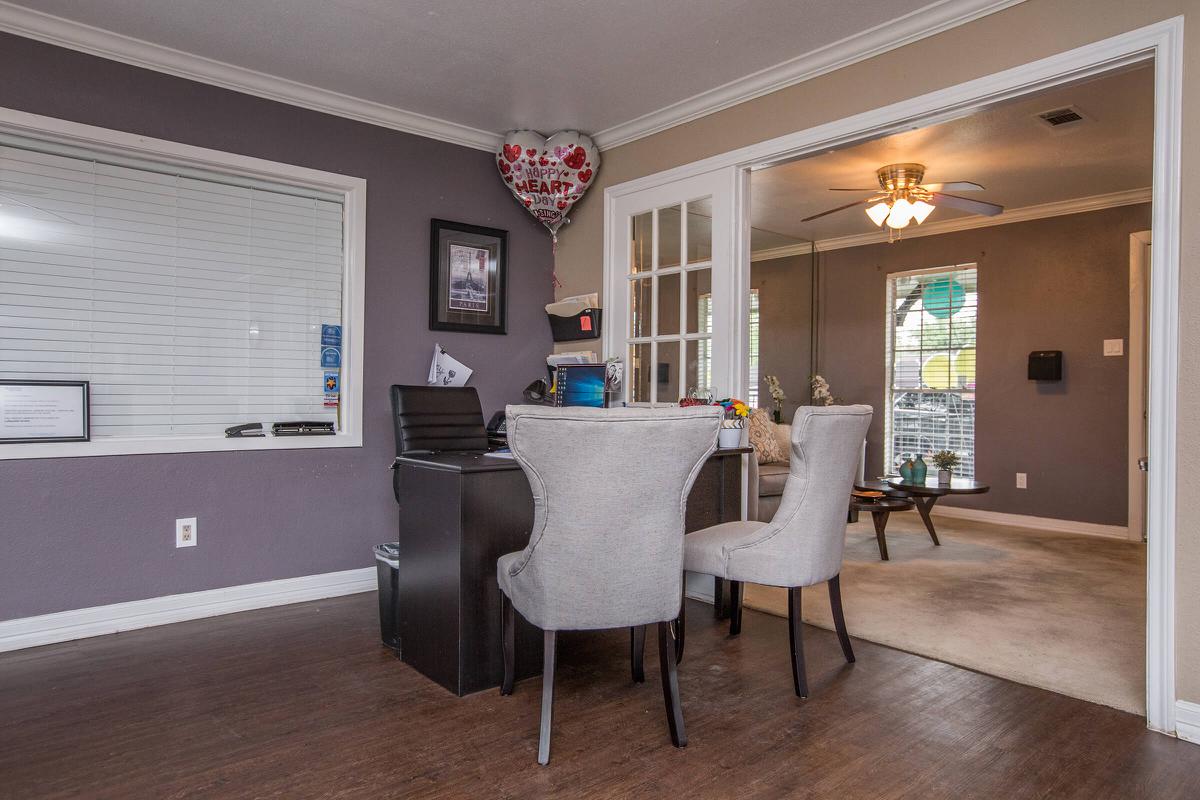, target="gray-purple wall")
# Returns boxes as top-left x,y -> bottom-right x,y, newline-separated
0,33 -> 556,621
809,203 -> 1149,526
